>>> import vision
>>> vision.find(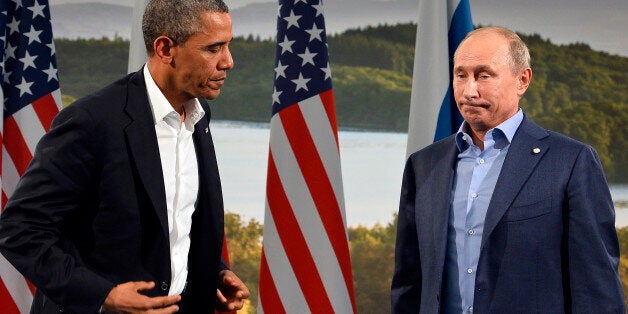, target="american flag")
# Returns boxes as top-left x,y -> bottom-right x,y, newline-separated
258,0 -> 356,313
0,0 -> 61,313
